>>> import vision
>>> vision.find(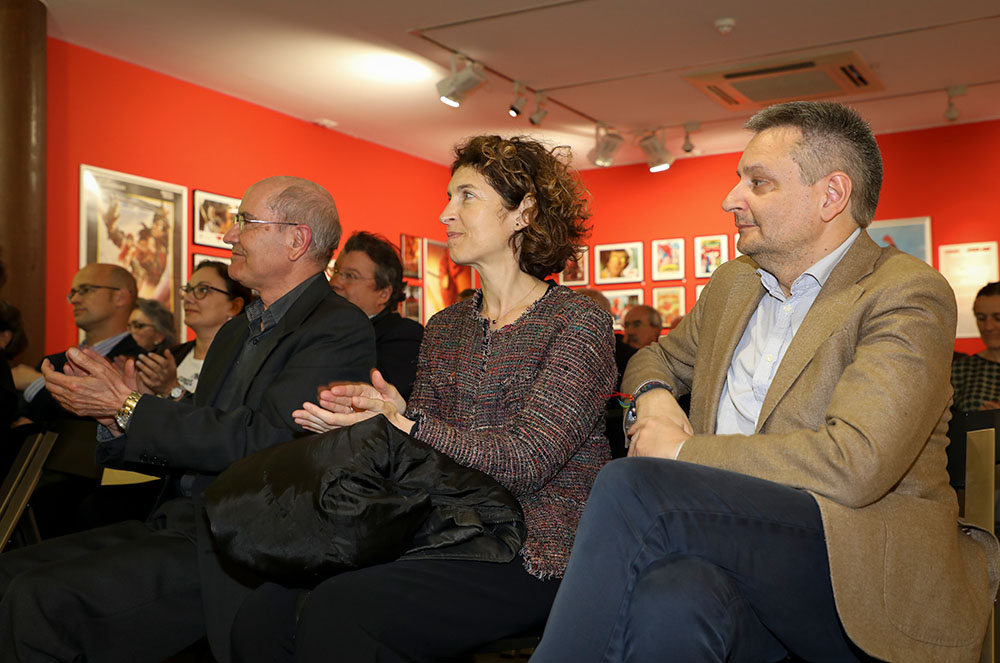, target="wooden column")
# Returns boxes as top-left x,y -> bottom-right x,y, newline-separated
0,0 -> 46,365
